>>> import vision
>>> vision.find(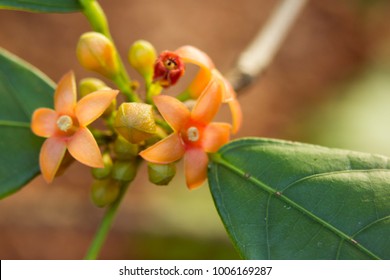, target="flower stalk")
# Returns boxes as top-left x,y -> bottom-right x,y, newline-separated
84,180 -> 131,260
